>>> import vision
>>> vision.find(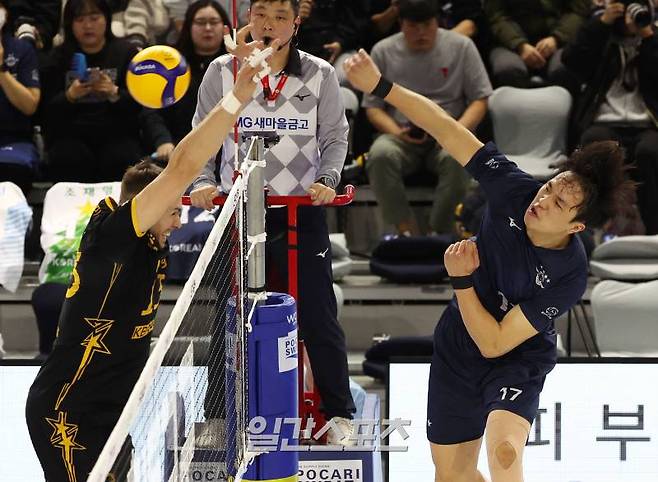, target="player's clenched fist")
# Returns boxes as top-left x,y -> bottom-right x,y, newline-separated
444,239 -> 480,277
